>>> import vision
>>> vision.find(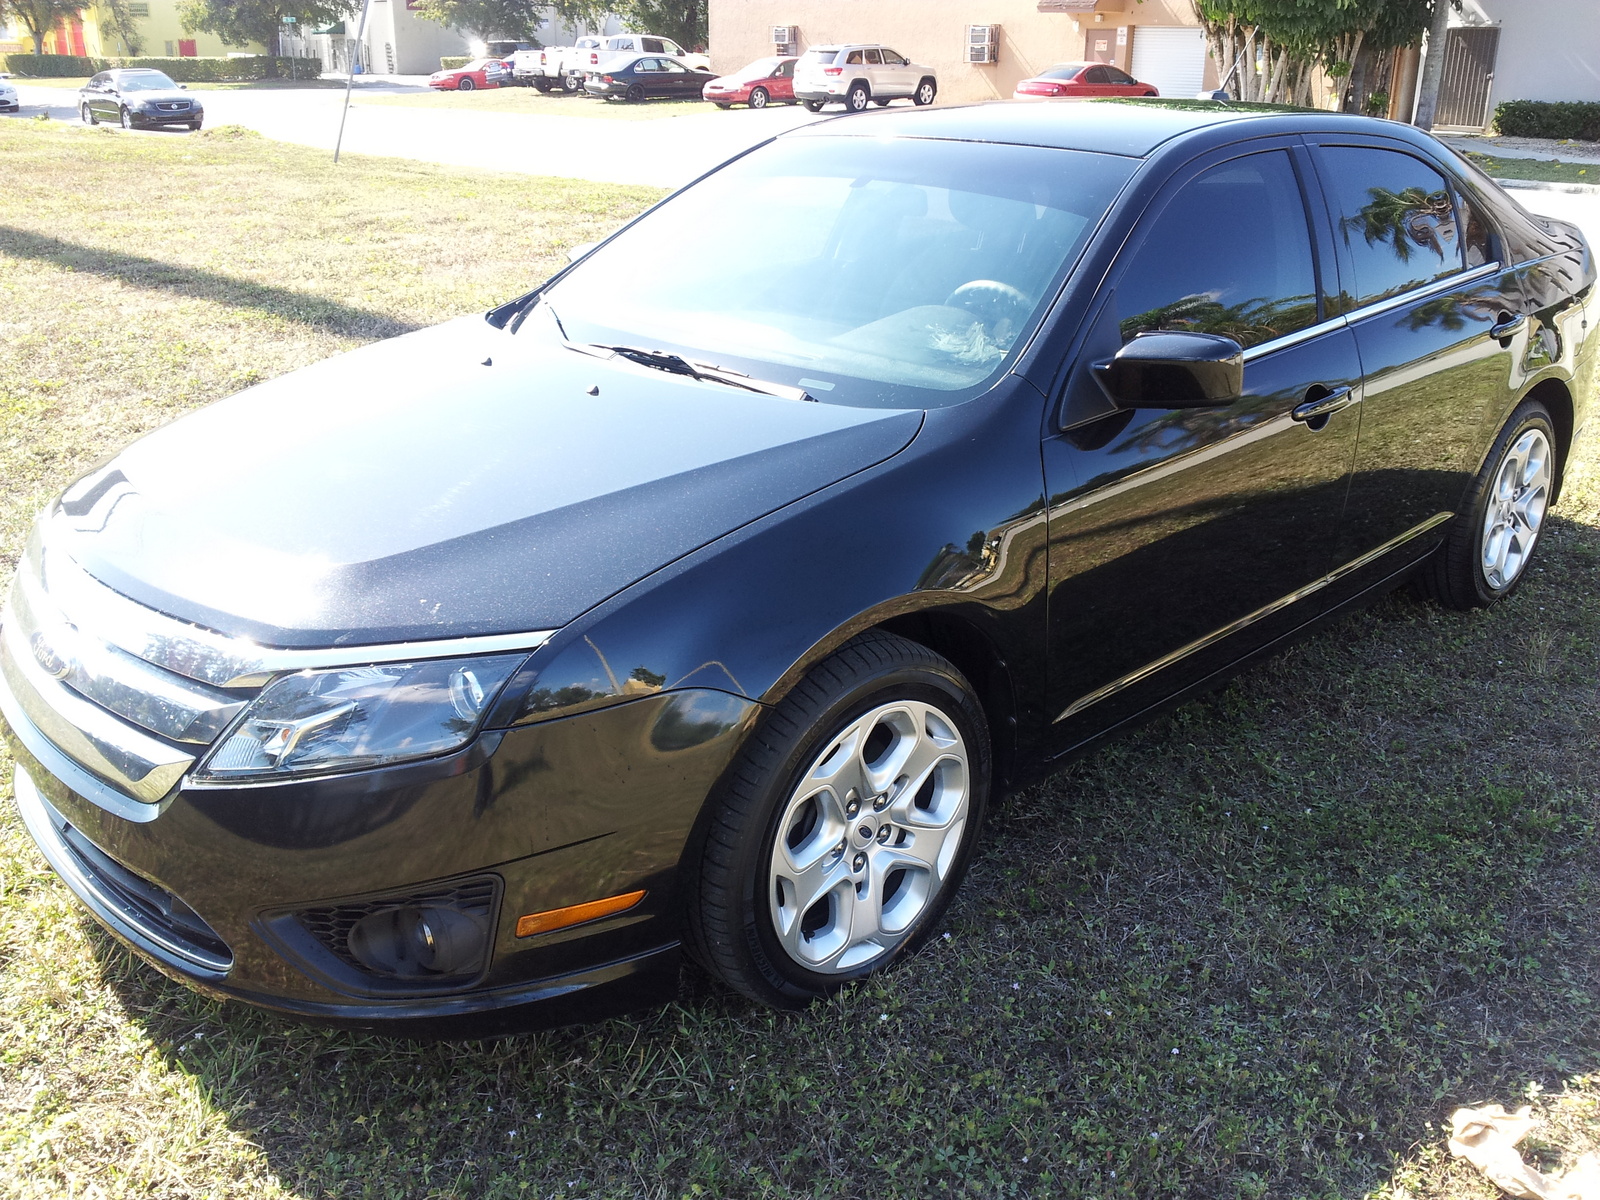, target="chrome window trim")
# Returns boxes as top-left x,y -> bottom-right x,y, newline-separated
1339,262 -> 1502,327
1054,511 -> 1454,723
1240,314 -> 1348,362
31,533 -> 555,689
